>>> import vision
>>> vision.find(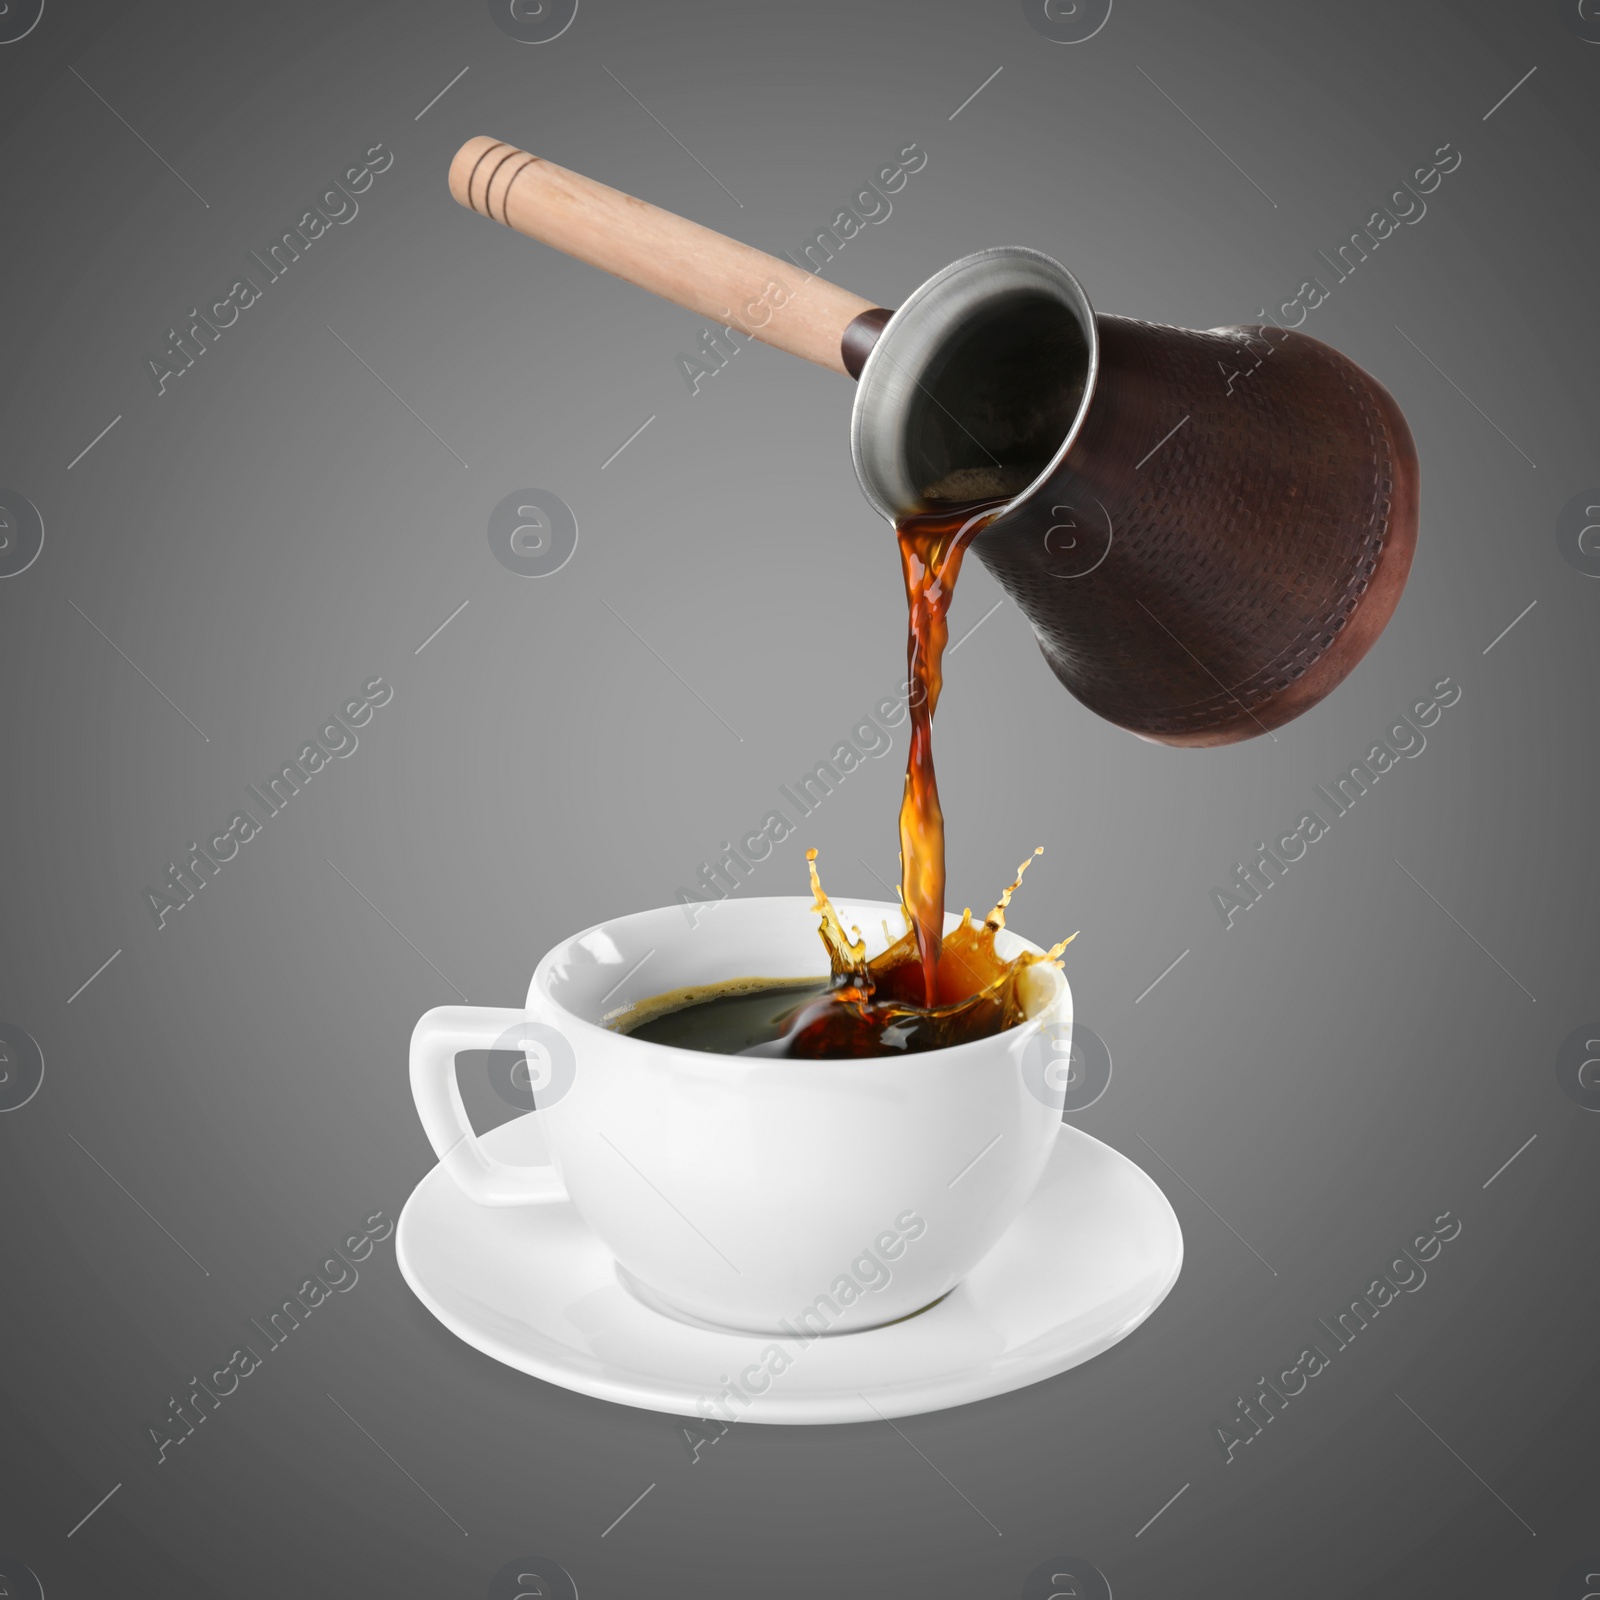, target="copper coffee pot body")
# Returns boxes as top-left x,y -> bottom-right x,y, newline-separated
849,250 -> 1420,746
